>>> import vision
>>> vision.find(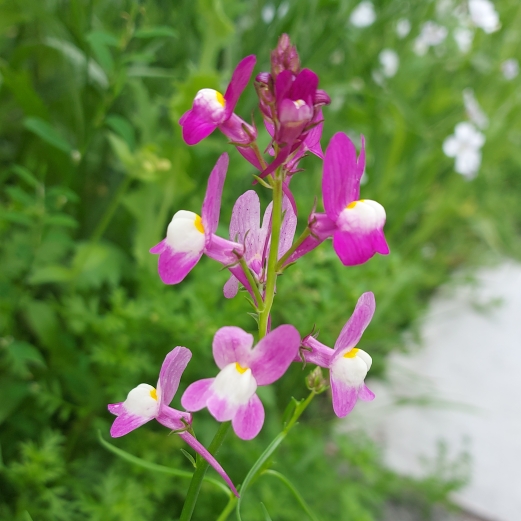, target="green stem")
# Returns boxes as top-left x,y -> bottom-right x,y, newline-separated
250,141 -> 268,170
276,226 -> 311,271
179,422 -> 231,521
239,257 -> 264,309
216,391 -> 317,521
258,176 -> 283,338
